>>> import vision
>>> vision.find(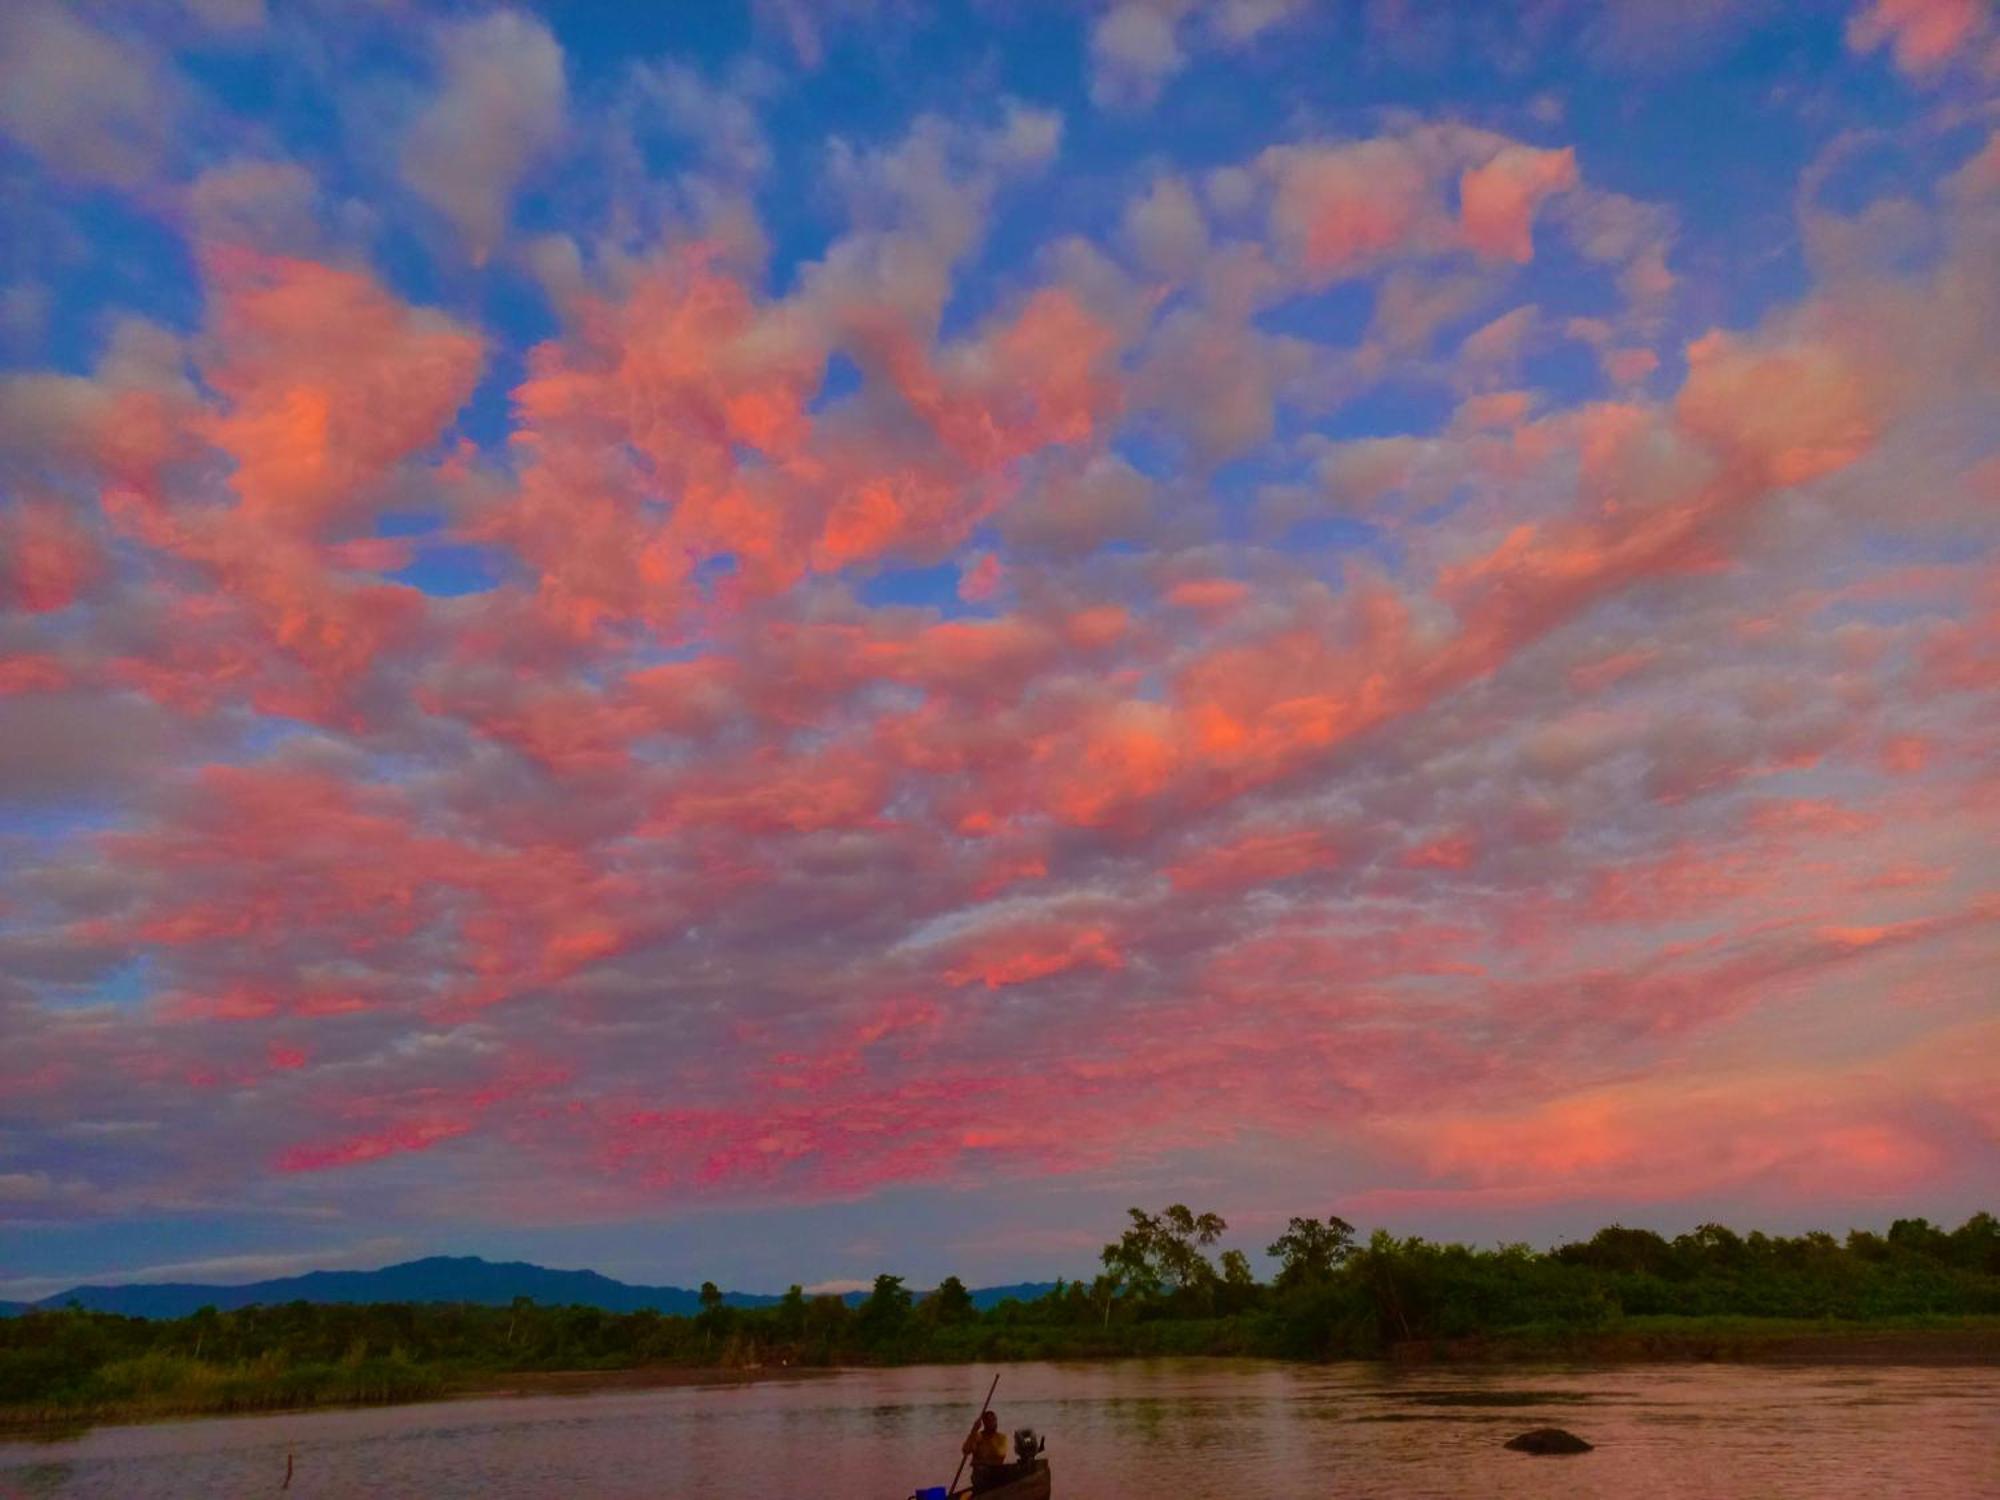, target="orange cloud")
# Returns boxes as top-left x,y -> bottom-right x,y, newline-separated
199,249 -> 483,531
1386,1022 -> 1998,1203
1847,0 -> 1987,72
1676,327 -> 1881,490
1459,145 -> 1578,262
1164,576 -> 1250,613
